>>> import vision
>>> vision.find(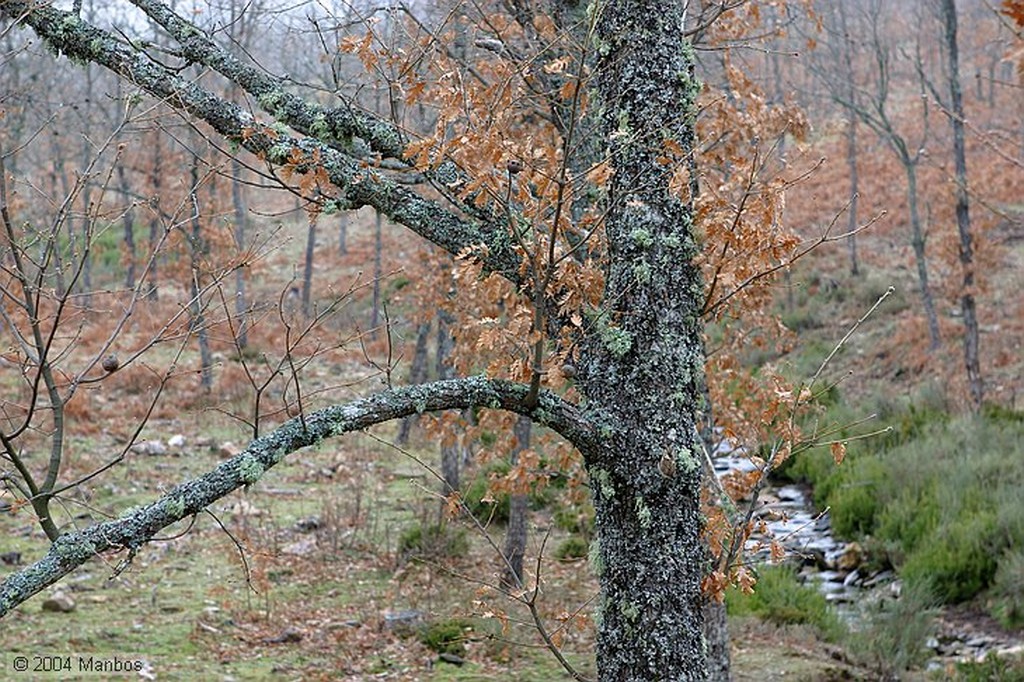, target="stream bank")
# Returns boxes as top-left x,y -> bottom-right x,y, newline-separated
714,454 -> 1024,668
